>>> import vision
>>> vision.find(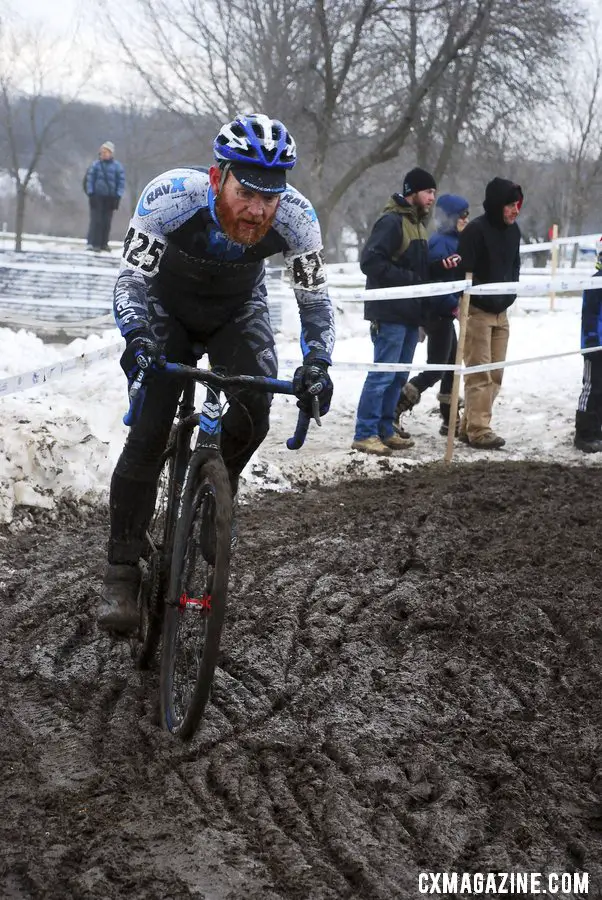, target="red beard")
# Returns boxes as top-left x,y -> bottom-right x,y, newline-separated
215,195 -> 277,246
